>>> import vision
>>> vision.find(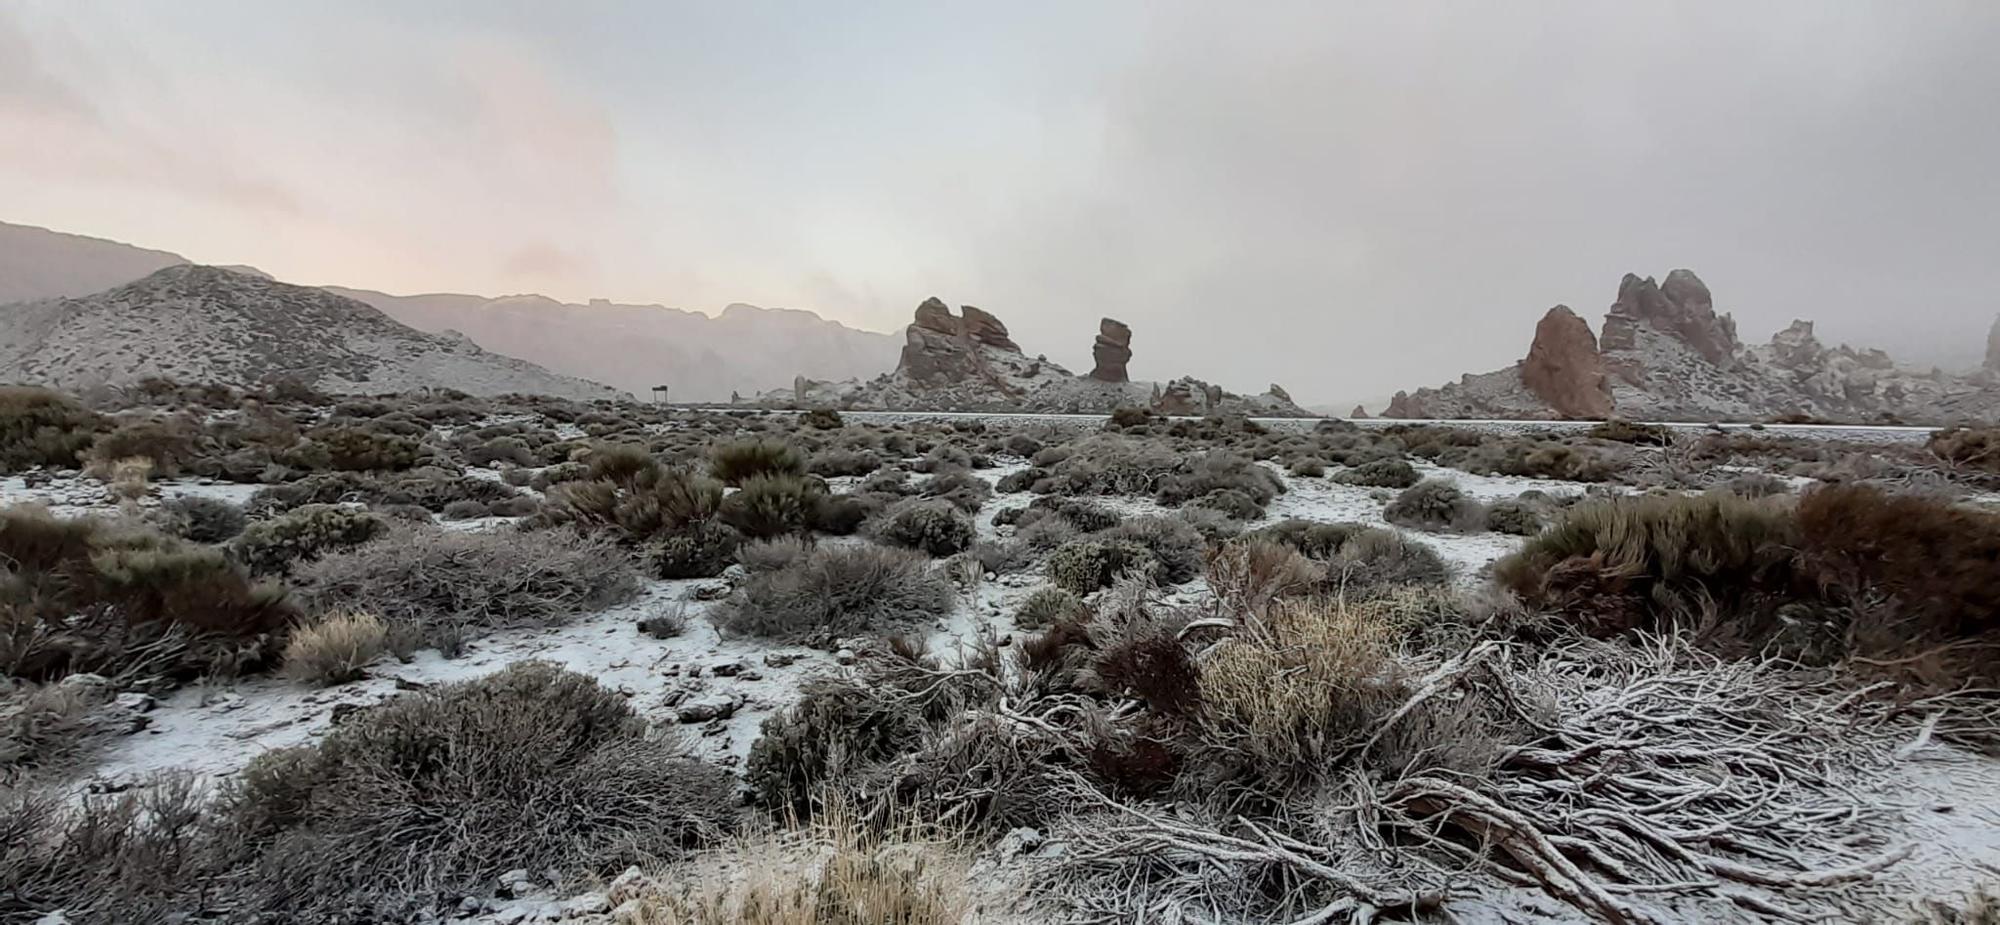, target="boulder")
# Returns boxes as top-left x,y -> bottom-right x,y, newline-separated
1768,320 -> 1826,370
1519,305 -> 1613,419
1090,318 -> 1133,382
1385,390 -> 1428,418
1350,404 -> 1370,419
959,305 -> 1020,352
1152,377 -> 1201,415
